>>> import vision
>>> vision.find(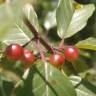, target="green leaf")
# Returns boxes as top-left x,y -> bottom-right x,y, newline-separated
0,0 -> 39,42
2,3 -> 39,46
56,0 -> 74,39
70,76 -> 82,86
76,37 -> 96,51
0,69 -> 21,83
62,58 -> 89,76
23,4 -> 40,32
56,1 -> 95,39
70,76 -> 96,96
0,0 -> 22,40
64,4 -> 95,38
16,3 -> 40,39
2,27 -> 30,45
0,4 -> 14,40
72,59 -> 89,73
16,63 -> 76,96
